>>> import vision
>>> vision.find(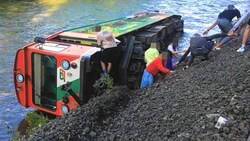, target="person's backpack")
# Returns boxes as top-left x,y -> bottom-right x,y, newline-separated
190,37 -> 213,56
